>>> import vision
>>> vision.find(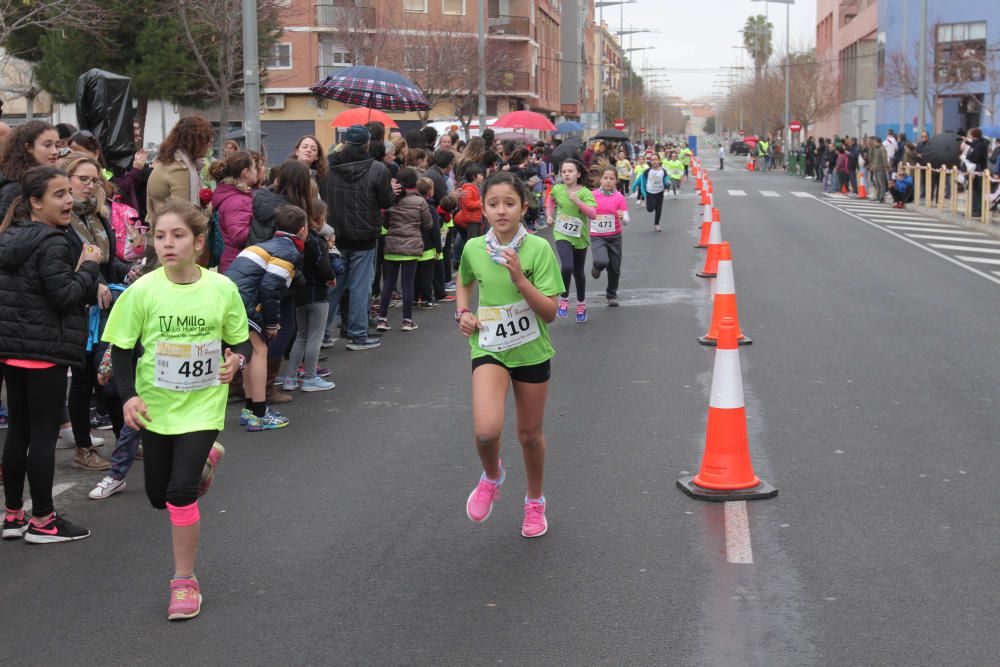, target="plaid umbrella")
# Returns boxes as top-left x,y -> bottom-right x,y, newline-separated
310,66 -> 431,112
